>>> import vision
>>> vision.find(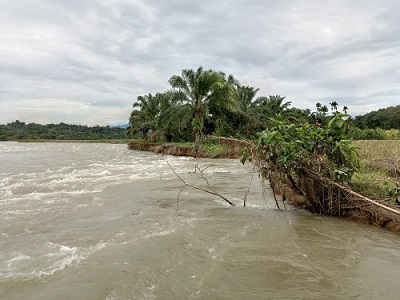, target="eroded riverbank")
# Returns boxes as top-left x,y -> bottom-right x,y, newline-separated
128,140 -> 400,234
